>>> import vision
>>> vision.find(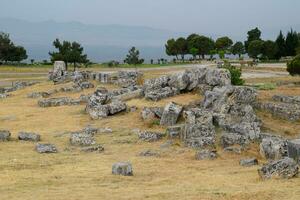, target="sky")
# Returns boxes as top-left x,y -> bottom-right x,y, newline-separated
1,0 -> 299,38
